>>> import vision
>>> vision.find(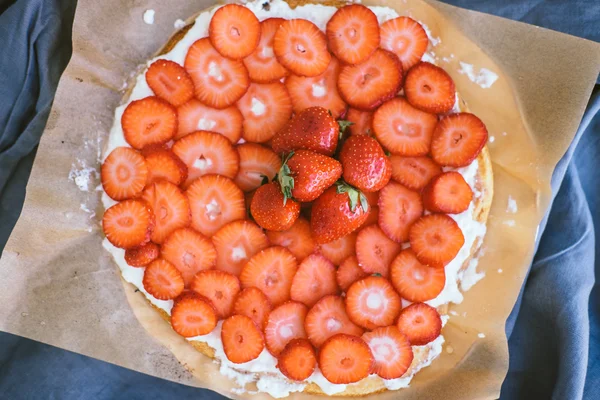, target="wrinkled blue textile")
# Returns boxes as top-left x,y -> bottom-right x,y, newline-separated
0,0 -> 598,399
